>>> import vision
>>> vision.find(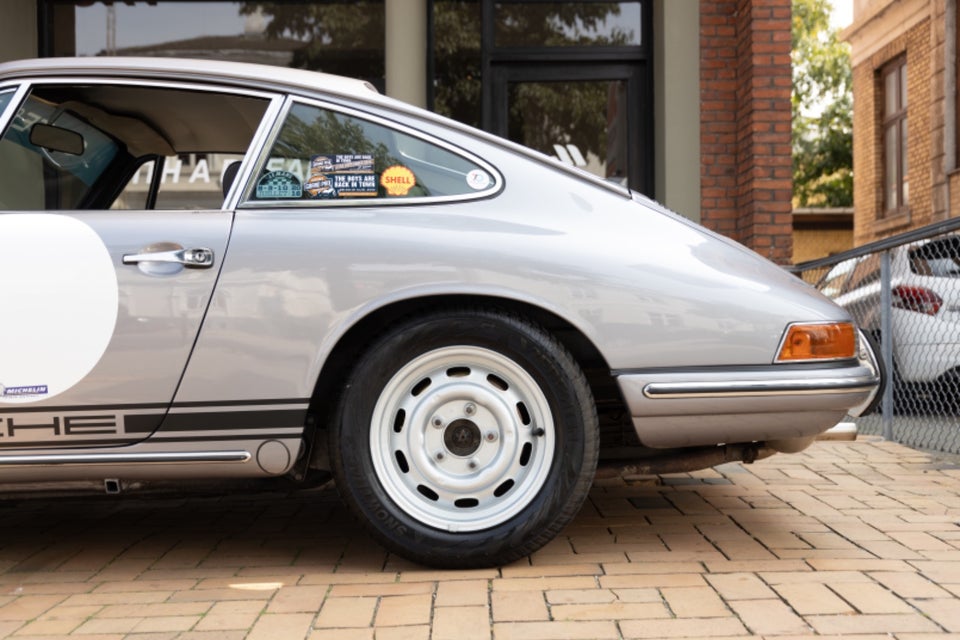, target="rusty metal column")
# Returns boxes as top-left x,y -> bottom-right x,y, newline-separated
385,0 -> 428,108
